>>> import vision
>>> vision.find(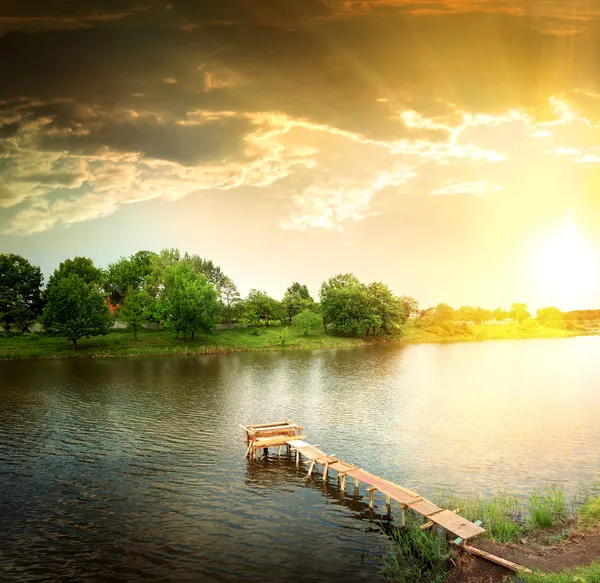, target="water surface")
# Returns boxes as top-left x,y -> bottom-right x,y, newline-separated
1,337 -> 599,581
